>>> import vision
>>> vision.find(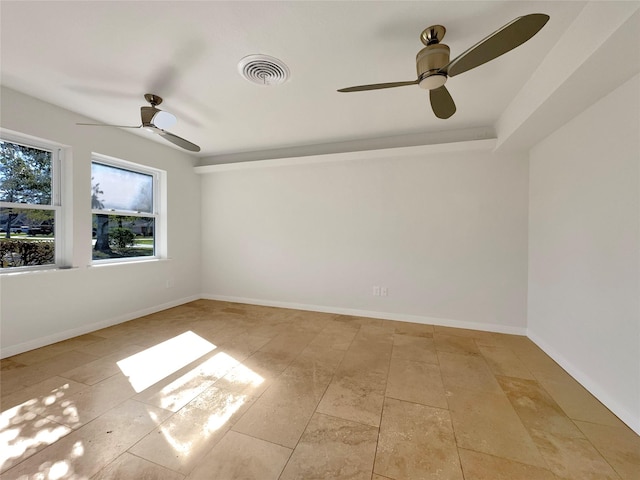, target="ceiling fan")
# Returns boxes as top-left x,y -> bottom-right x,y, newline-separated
77,94 -> 201,152
338,13 -> 550,119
